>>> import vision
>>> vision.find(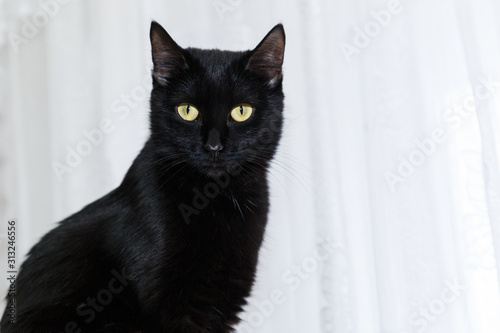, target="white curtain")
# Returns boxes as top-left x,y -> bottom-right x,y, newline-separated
1,0 -> 500,332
